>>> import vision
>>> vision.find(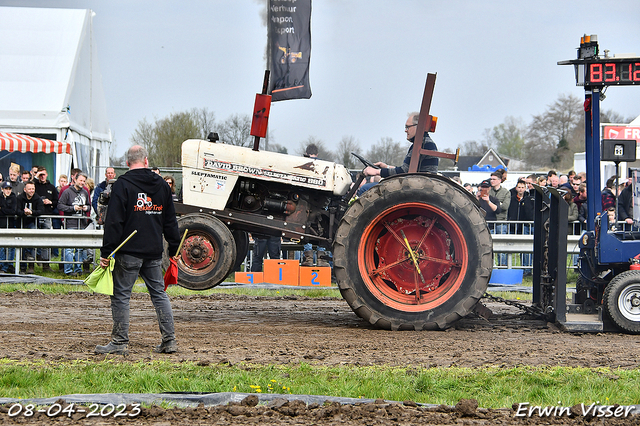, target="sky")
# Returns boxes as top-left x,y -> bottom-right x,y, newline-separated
2,0 -> 640,160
